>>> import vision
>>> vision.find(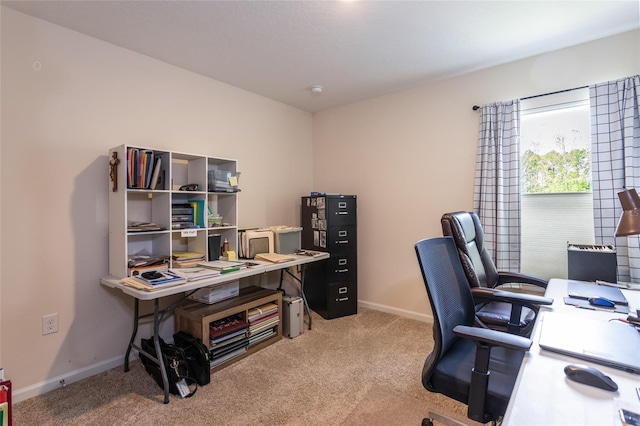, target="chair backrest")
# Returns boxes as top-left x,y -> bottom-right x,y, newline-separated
414,237 -> 477,373
441,211 -> 499,288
